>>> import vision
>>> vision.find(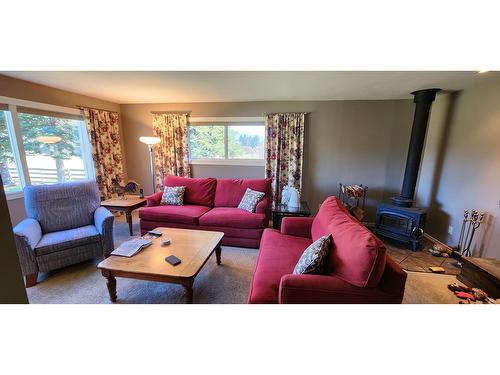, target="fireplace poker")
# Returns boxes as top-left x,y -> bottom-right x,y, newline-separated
462,210 -> 476,255
457,210 -> 468,252
464,212 -> 484,256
